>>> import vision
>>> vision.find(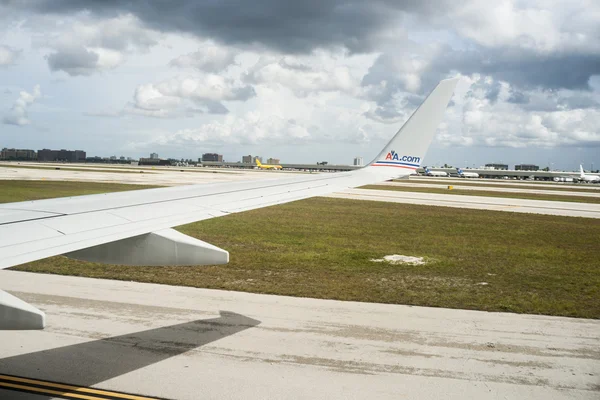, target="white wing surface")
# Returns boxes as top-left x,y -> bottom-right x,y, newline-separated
0,78 -> 458,329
